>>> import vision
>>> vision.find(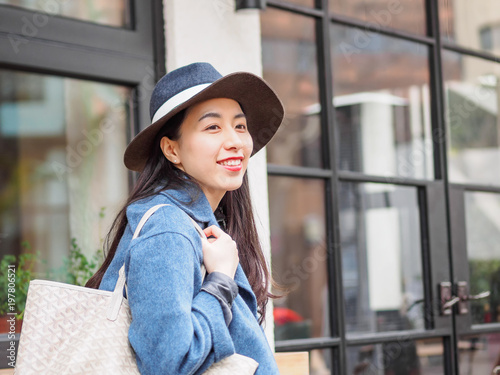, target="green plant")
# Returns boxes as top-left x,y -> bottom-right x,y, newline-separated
0,241 -> 41,320
50,238 -> 103,286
